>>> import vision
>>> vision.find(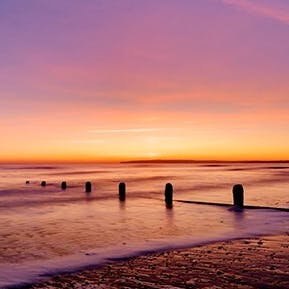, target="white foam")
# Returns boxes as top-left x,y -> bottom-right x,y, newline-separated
0,208 -> 288,289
